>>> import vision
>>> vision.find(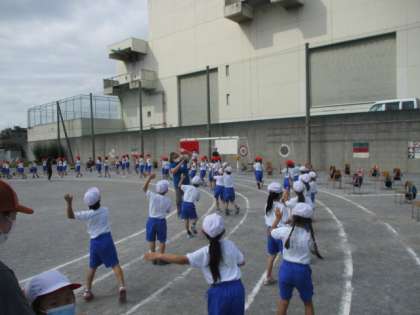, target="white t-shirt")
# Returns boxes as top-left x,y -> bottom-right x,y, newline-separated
214,175 -> 224,187
271,226 -> 313,265
309,181 -> 317,194
286,196 -> 313,209
264,201 -> 289,227
74,207 -> 111,239
223,174 -> 234,188
146,191 -> 172,219
200,162 -> 207,171
186,239 -> 244,285
253,162 -> 263,171
181,185 -> 200,203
